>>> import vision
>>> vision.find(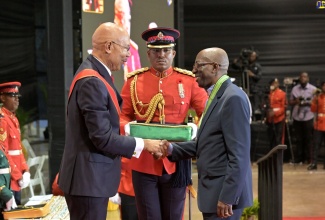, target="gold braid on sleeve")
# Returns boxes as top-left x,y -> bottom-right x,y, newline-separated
130,75 -> 165,124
